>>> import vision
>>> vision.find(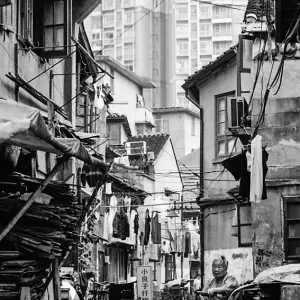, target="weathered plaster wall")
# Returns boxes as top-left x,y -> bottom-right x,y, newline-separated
204,248 -> 253,285
251,185 -> 300,276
